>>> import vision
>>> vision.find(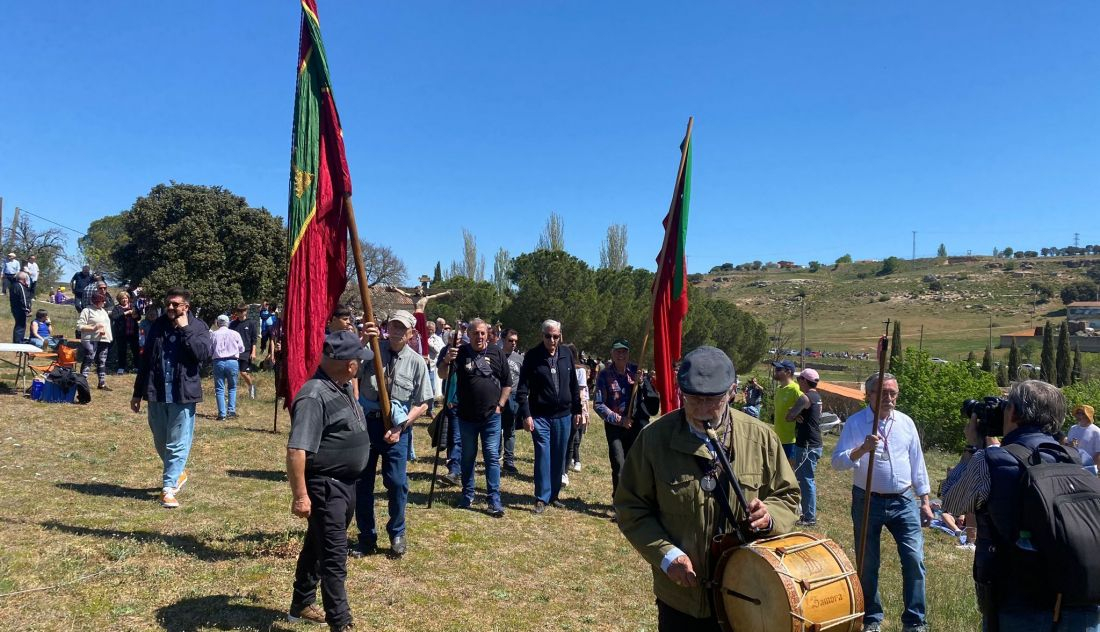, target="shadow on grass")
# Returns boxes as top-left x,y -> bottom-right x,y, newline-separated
155,594 -> 284,631
226,469 -> 286,482
56,481 -> 160,500
41,521 -> 301,562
